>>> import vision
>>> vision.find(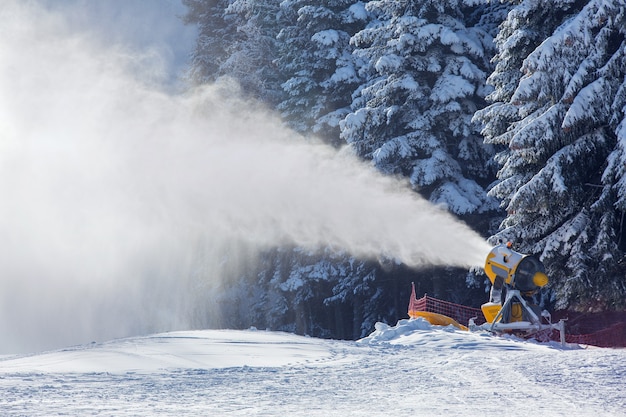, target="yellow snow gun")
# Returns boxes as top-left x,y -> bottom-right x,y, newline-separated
480,242 -> 565,342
